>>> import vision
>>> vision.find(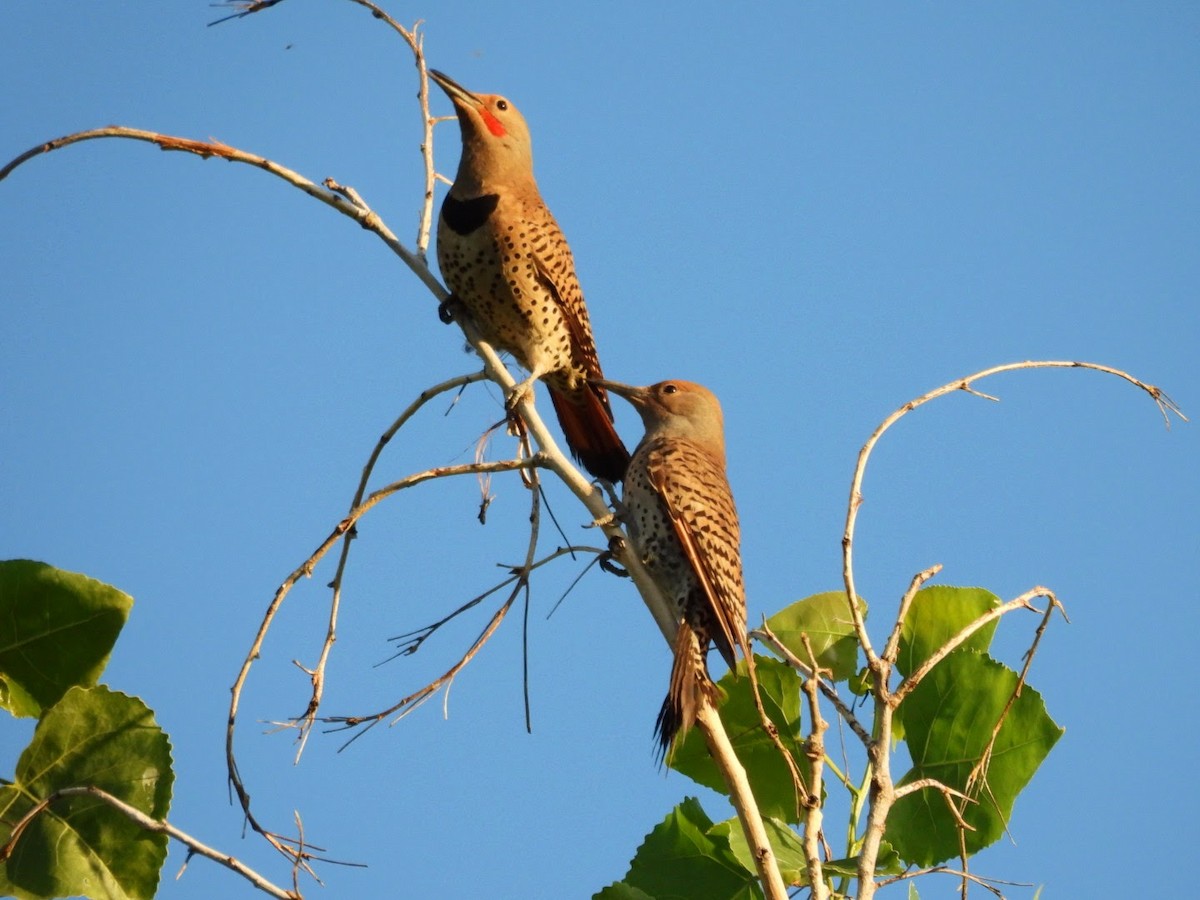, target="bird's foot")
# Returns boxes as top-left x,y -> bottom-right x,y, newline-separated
598,548 -> 630,578
437,294 -> 463,324
504,375 -> 537,413
589,511 -> 618,529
